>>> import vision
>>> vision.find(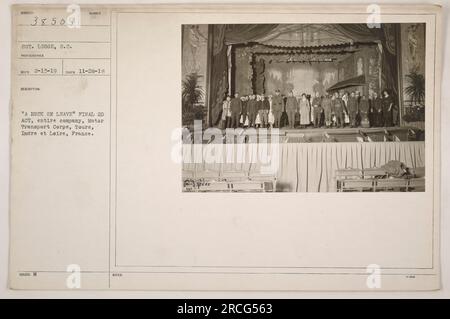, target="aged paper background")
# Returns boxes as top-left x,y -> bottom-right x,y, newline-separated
1,0 -> 449,296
